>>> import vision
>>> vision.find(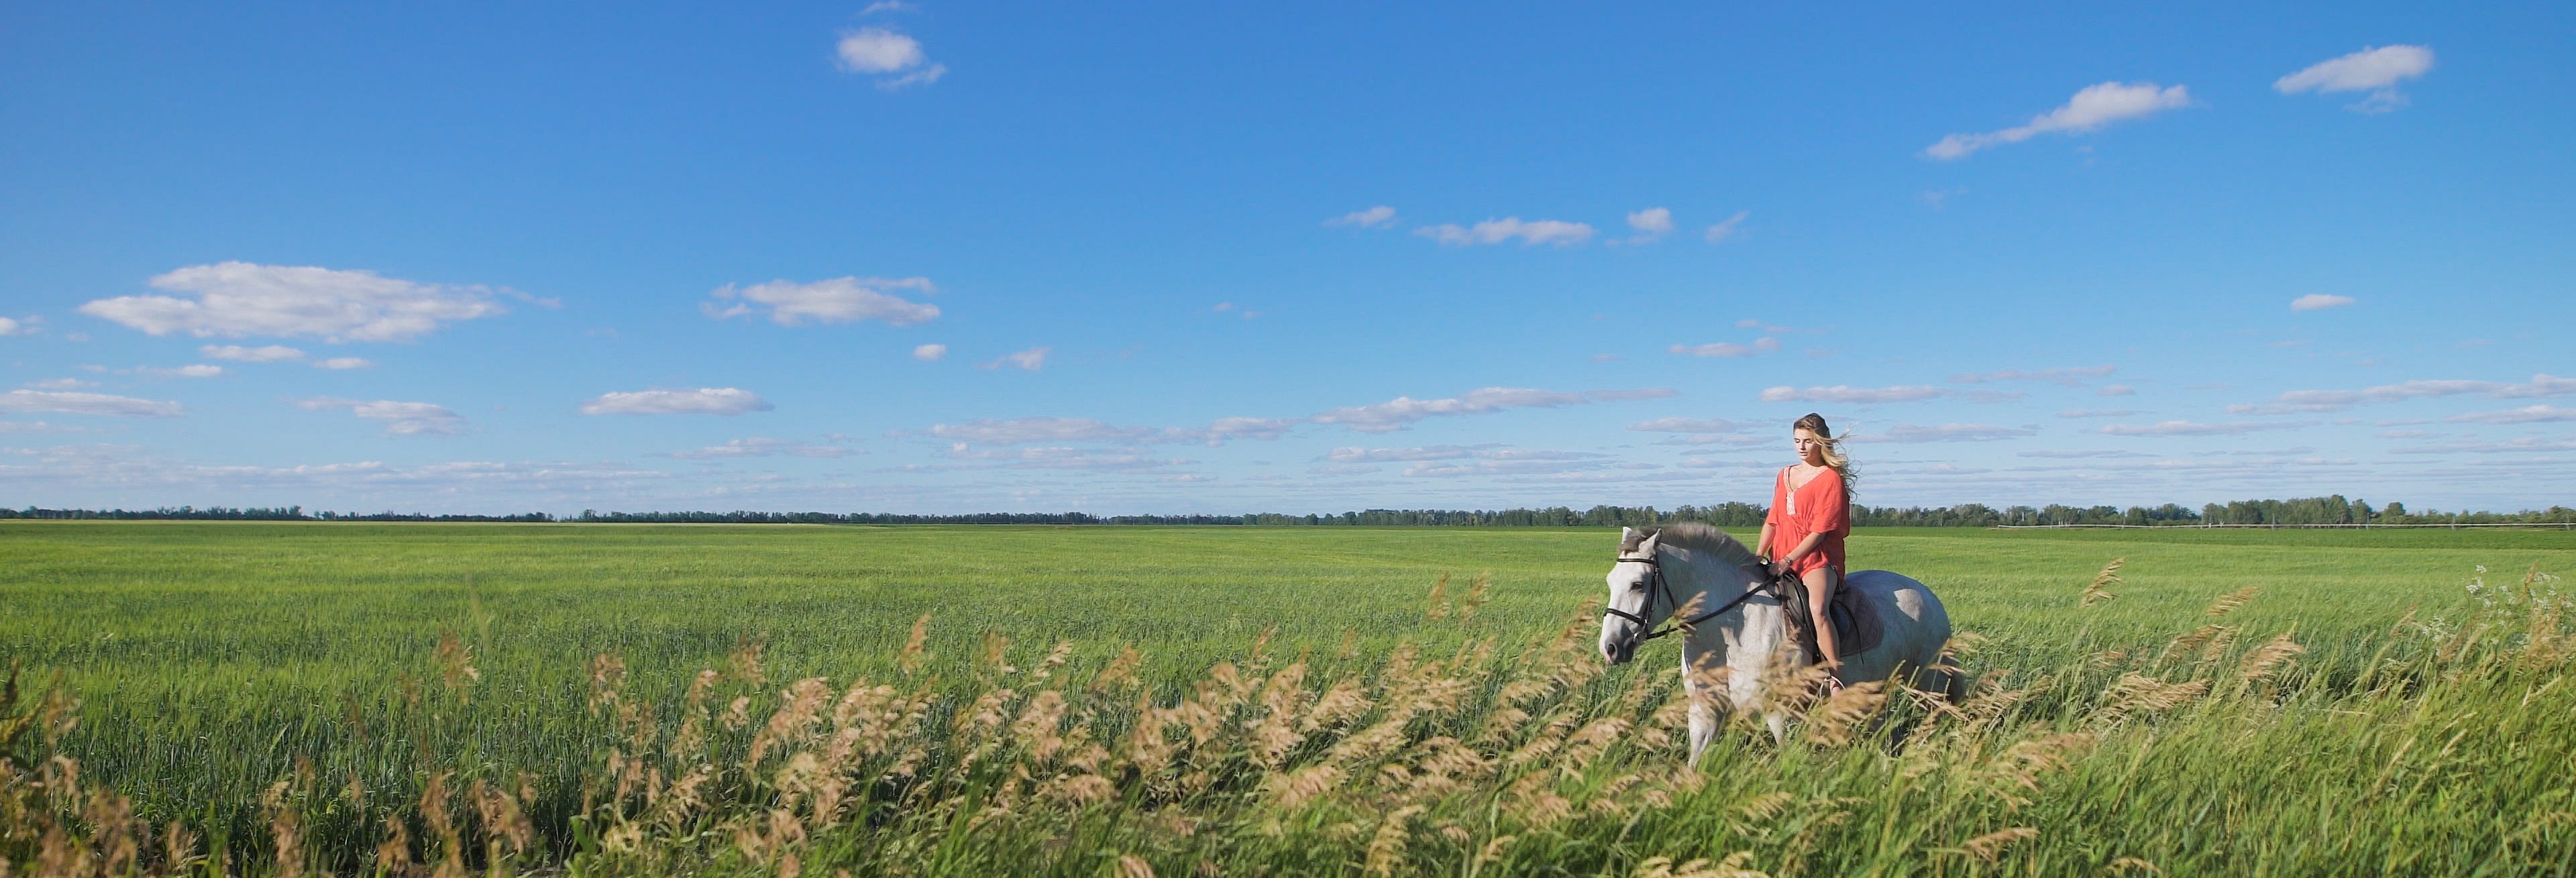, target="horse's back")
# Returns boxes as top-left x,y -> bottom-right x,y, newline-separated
1843,569 -> 1951,671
